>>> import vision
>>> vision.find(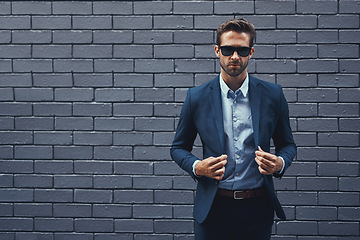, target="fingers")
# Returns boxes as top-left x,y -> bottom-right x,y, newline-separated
197,154 -> 227,180
255,146 -> 280,175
